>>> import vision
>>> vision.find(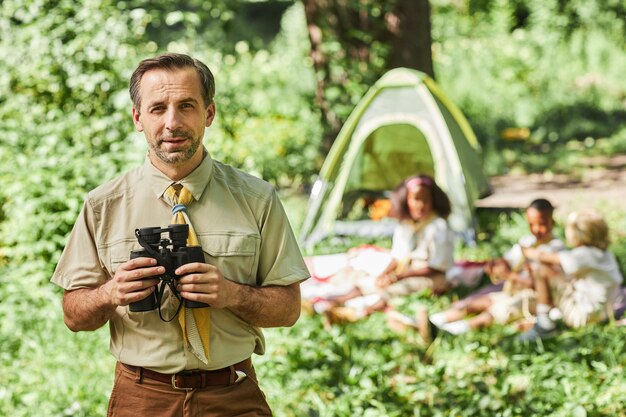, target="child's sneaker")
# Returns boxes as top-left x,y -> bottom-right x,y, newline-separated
428,311 -> 449,328
549,307 -> 563,321
440,320 -> 470,335
517,323 -> 559,341
312,300 -> 334,314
